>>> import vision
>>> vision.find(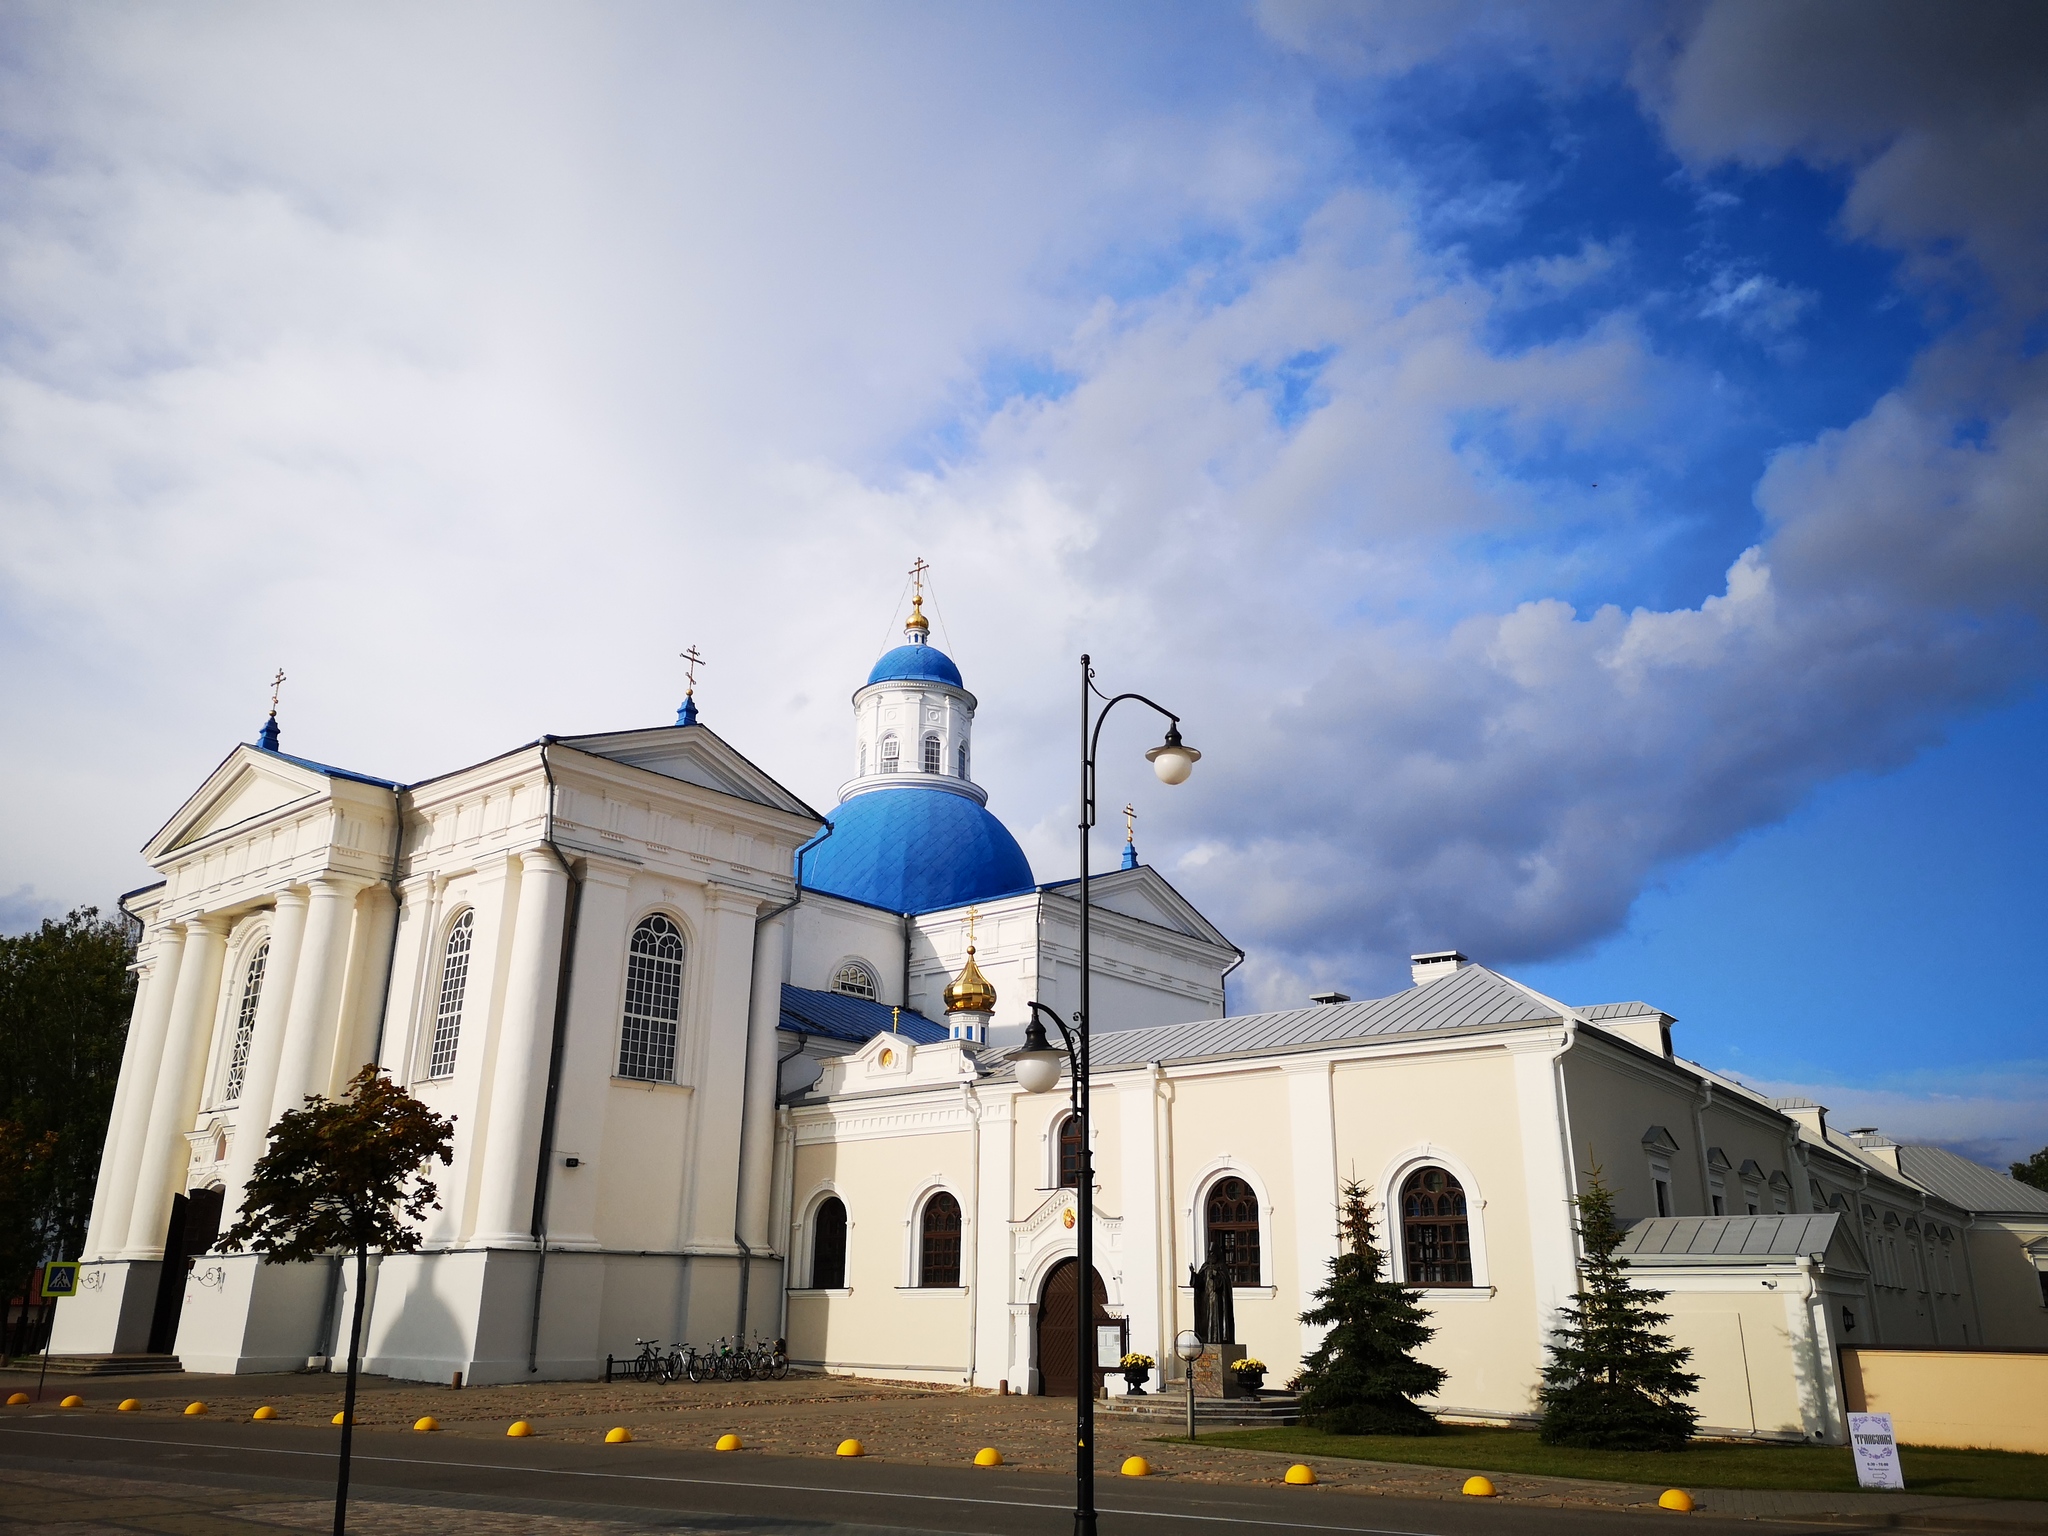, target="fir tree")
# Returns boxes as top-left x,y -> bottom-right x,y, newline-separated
1538,1166 -> 1700,1450
1291,1179 -> 1445,1435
